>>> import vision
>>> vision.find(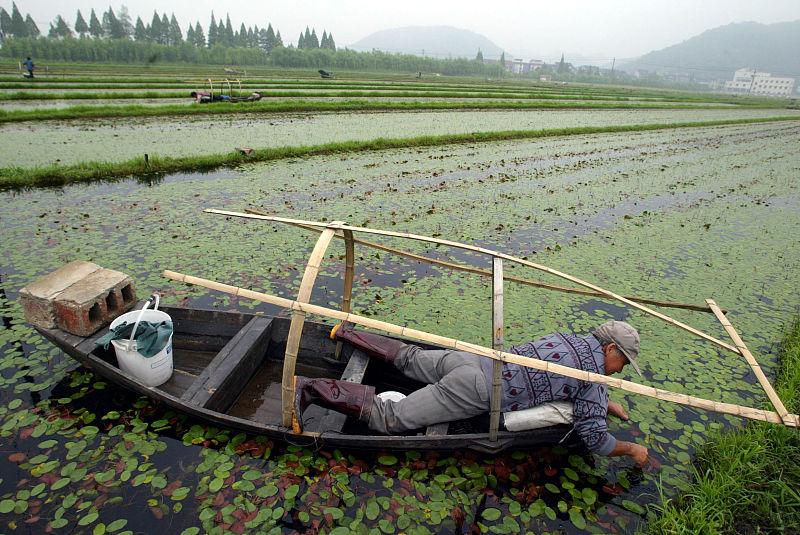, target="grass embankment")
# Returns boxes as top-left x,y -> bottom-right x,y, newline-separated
0,99 -> 777,124
648,321 -> 800,534
2,116 -> 800,190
